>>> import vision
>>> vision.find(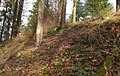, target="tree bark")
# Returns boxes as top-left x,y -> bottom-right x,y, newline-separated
11,0 -> 24,38
36,0 -> 44,47
59,0 -> 66,29
73,0 -> 76,22
11,0 -> 18,38
16,0 -> 24,34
